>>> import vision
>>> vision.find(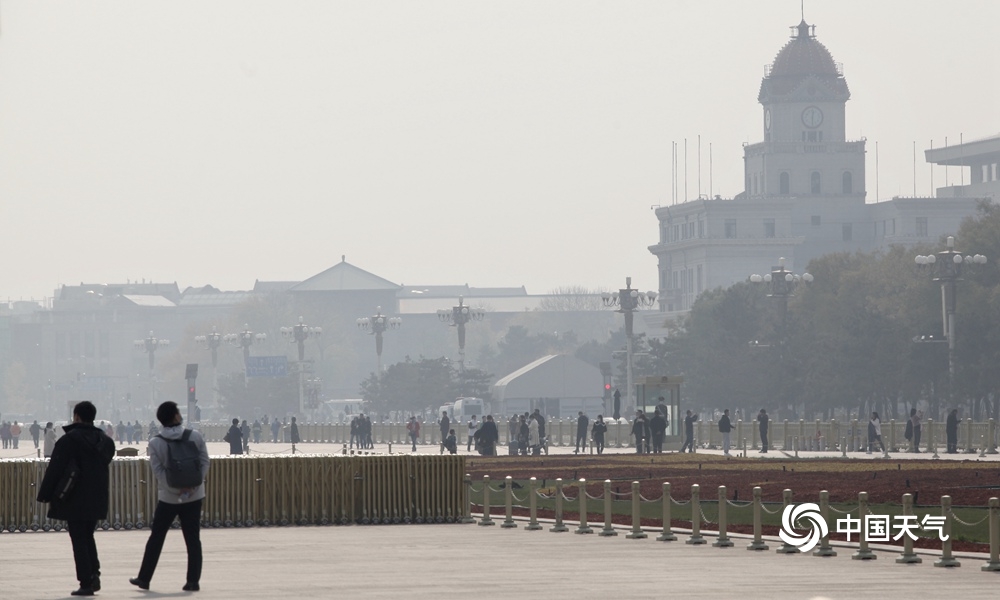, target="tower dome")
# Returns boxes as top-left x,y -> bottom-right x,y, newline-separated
759,21 -> 849,102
